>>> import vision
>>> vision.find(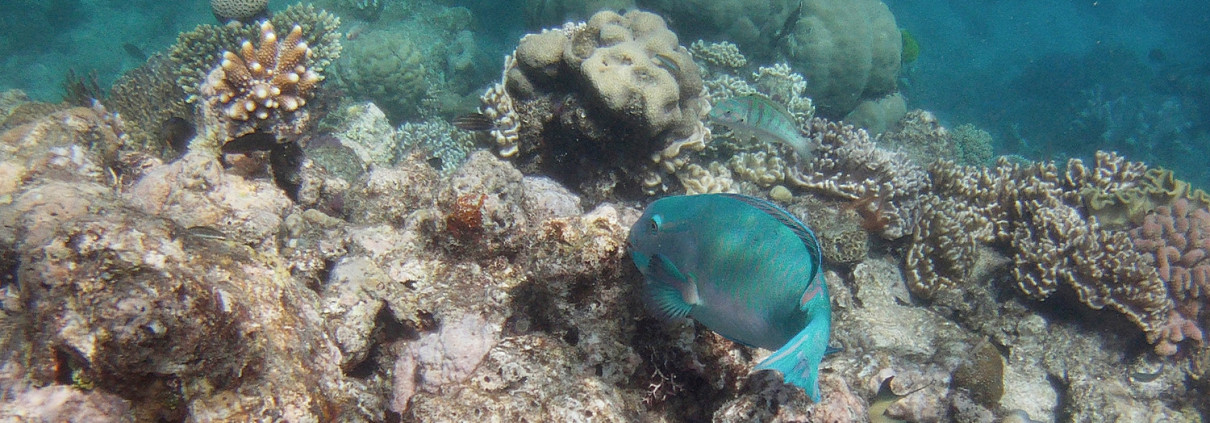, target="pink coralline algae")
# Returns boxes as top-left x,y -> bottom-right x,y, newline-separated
1130,198 -> 1209,355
